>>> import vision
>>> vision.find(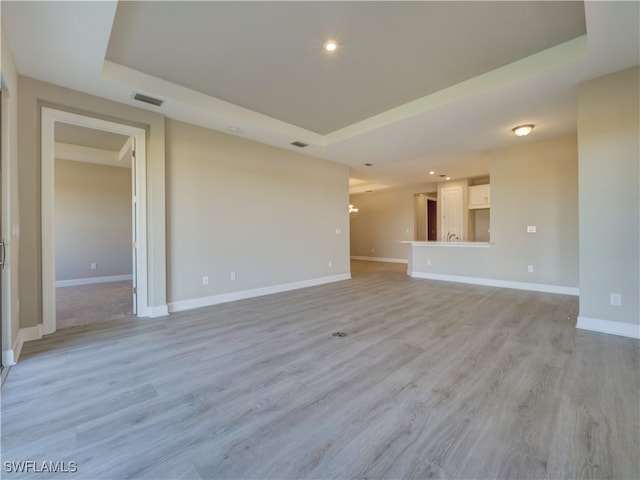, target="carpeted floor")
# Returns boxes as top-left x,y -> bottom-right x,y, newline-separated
56,281 -> 134,329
